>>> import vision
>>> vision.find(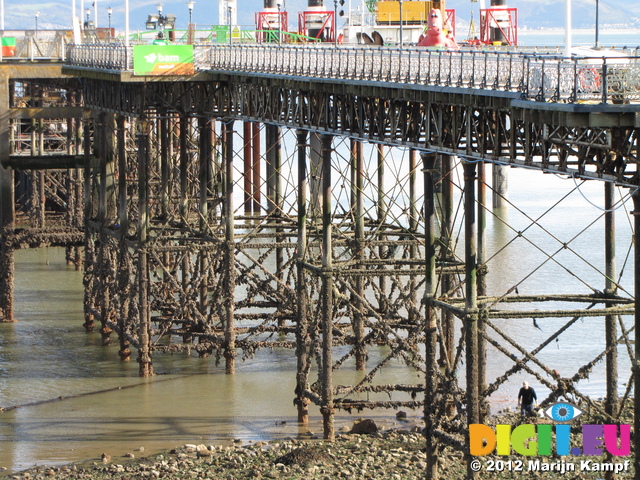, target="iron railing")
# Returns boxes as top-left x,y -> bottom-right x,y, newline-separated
65,43 -> 640,104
